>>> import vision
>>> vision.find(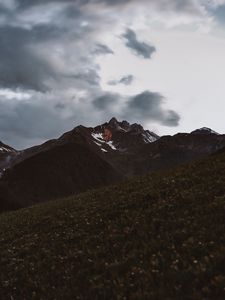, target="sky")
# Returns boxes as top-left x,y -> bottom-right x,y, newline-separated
0,0 -> 225,149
